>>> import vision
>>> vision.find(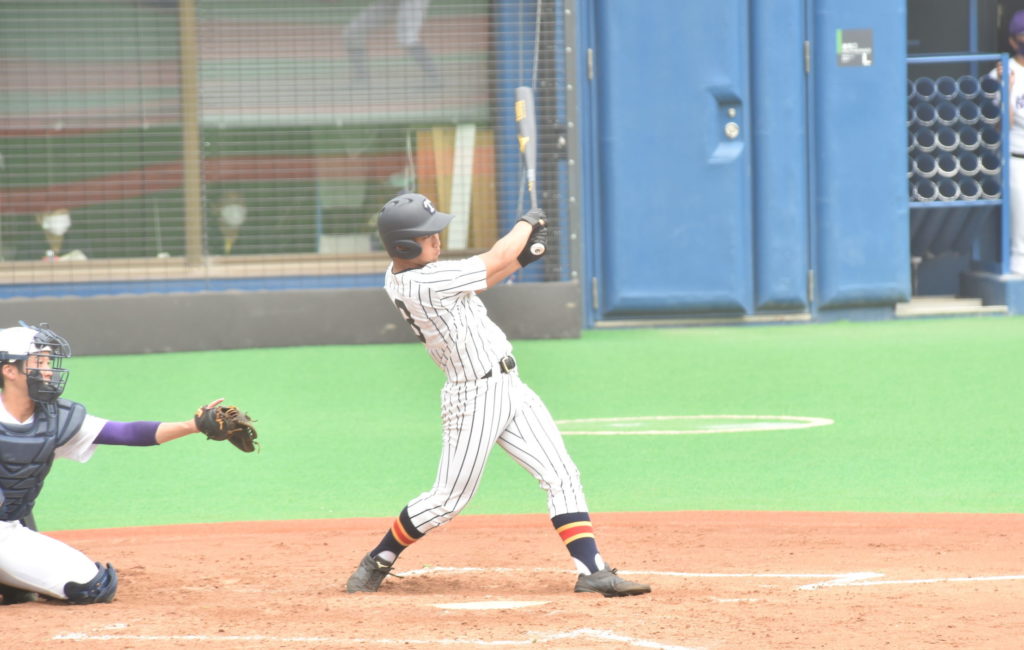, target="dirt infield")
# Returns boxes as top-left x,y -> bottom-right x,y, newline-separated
7,511 -> 1023,649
